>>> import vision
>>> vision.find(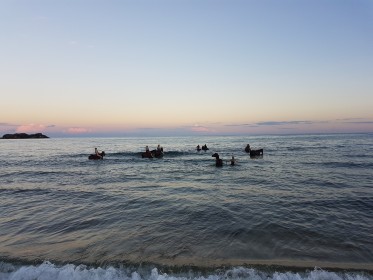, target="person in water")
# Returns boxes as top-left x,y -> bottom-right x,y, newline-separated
230,156 -> 236,166
145,145 -> 152,157
196,144 -> 201,151
95,148 -> 102,159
